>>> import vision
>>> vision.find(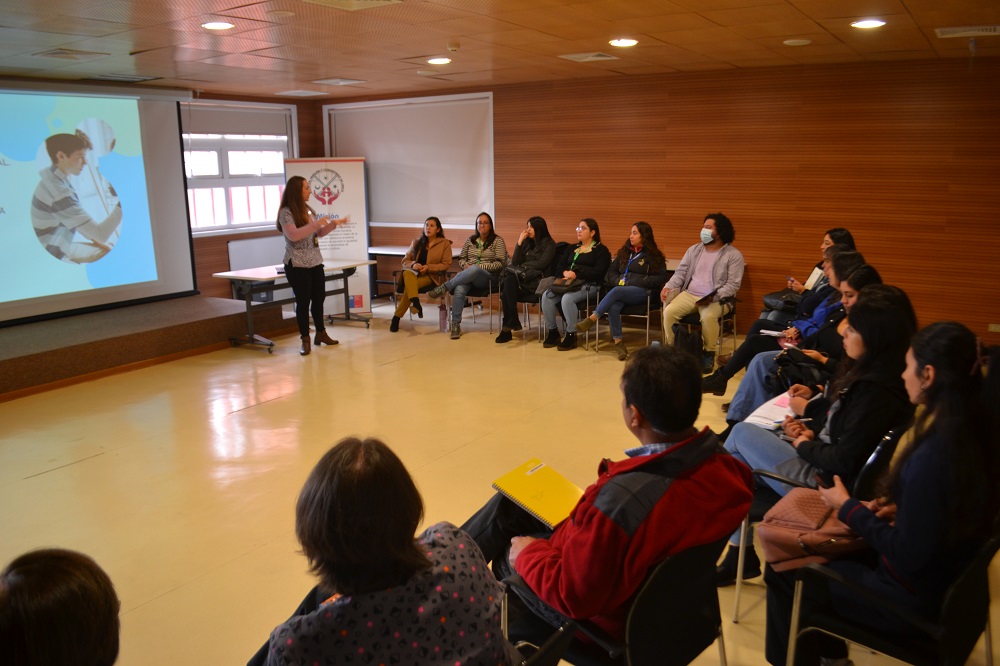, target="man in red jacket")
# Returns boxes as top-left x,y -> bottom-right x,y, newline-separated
461,344 -> 753,644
